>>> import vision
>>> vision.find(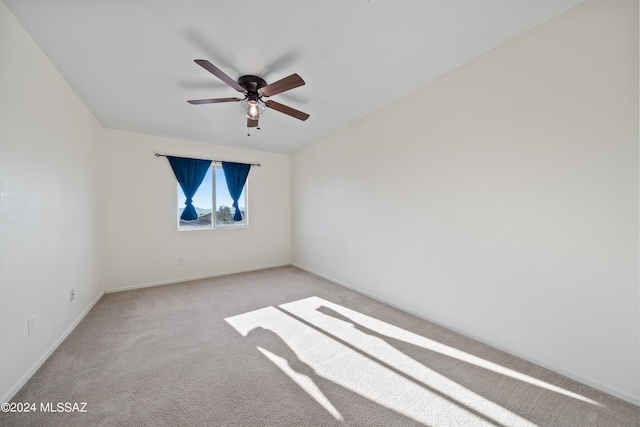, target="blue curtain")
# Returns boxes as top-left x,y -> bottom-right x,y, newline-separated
222,162 -> 251,221
167,156 -> 212,220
